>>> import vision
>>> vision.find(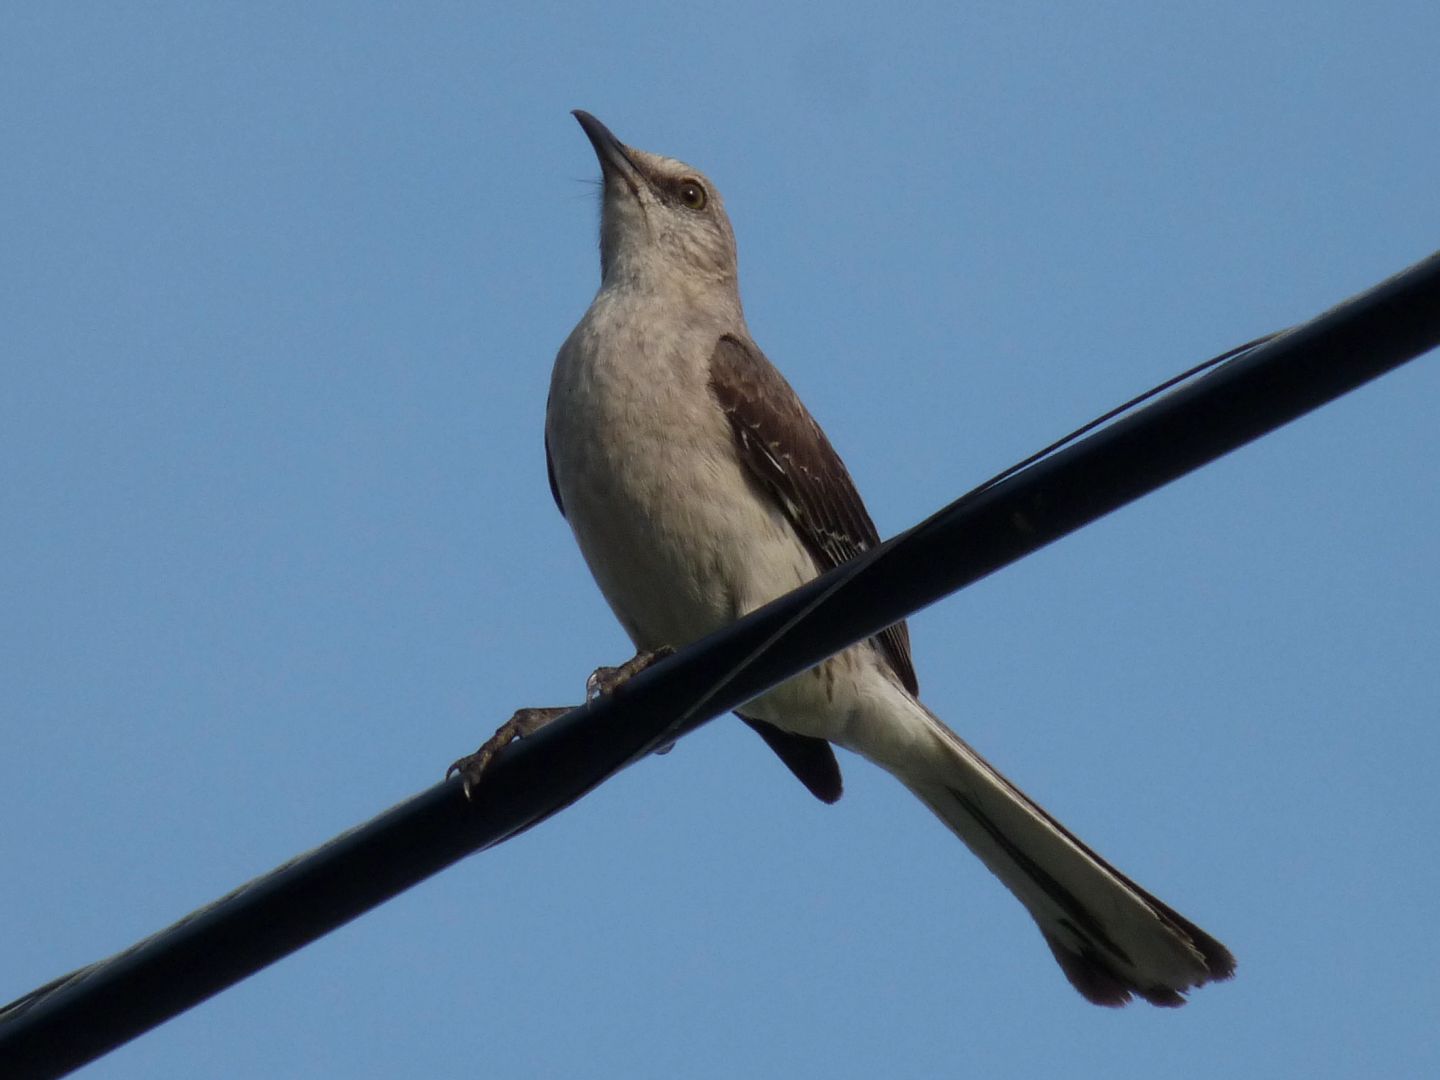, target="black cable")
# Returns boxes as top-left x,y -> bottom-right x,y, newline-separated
2,250 -> 1436,1079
